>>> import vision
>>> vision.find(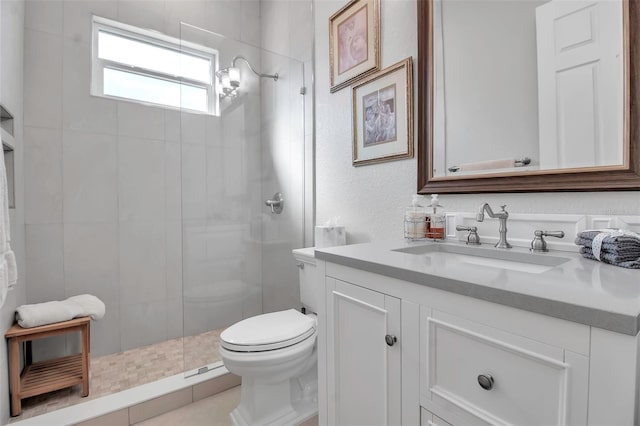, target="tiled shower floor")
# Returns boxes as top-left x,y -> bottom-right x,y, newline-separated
10,329 -> 224,422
